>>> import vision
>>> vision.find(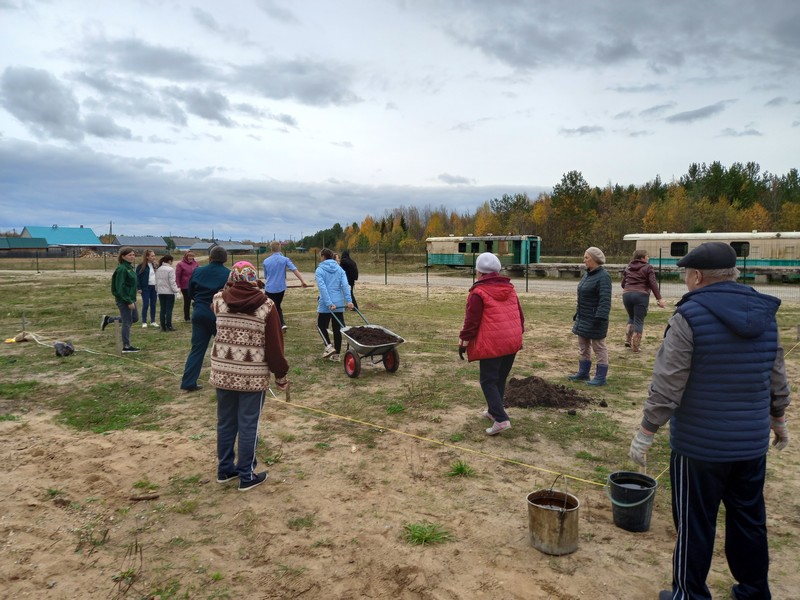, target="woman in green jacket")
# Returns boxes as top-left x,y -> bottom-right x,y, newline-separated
108,246 -> 140,352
